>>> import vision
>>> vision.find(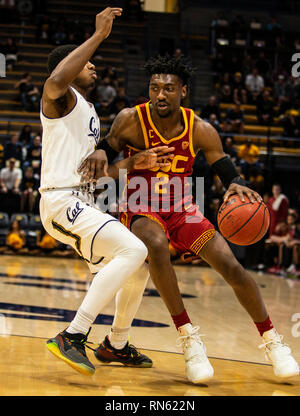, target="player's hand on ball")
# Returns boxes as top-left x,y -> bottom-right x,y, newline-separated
95,7 -> 122,40
132,146 -> 175,170
224,183 -> 262,204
